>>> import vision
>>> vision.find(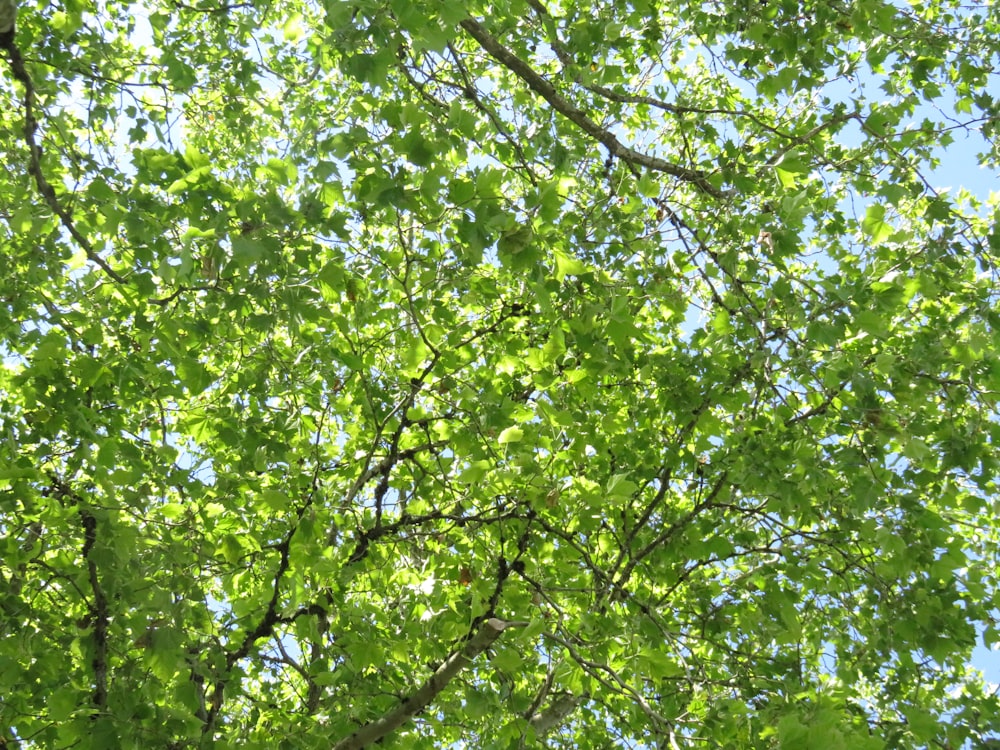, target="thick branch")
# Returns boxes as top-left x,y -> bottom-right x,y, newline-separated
46,475 -> 110,715
528,692 -> 583,736
458,18 -> 727,198
331,618 -> 514,750
79,508 -> 109,713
